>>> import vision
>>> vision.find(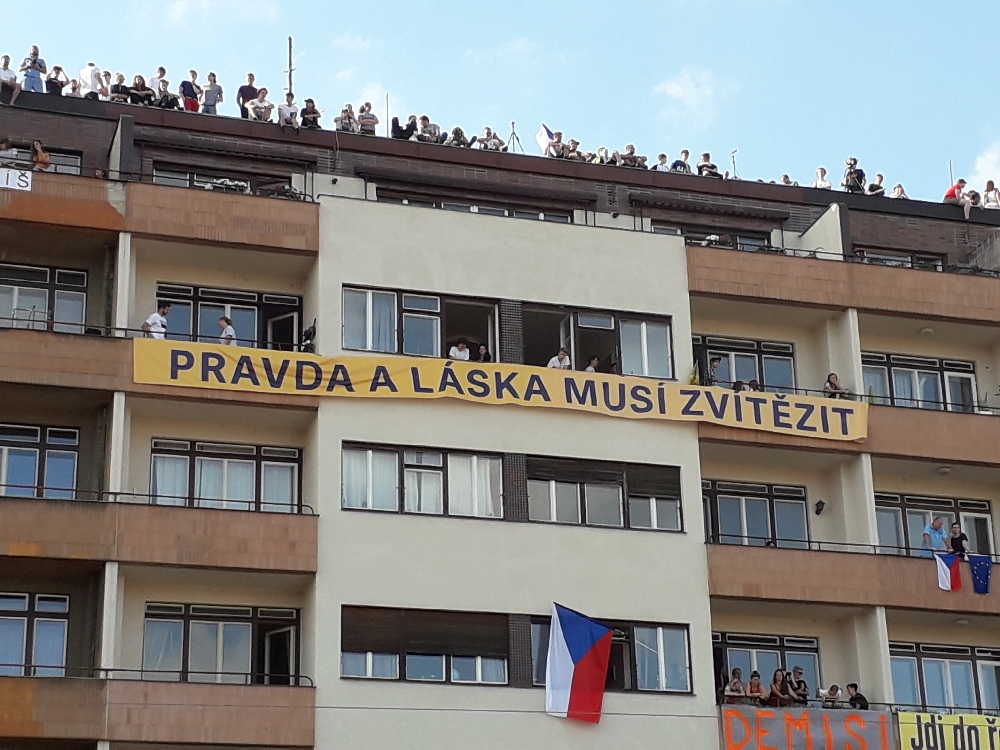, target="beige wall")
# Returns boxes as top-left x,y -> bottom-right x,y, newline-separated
797,203 -> 845,258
